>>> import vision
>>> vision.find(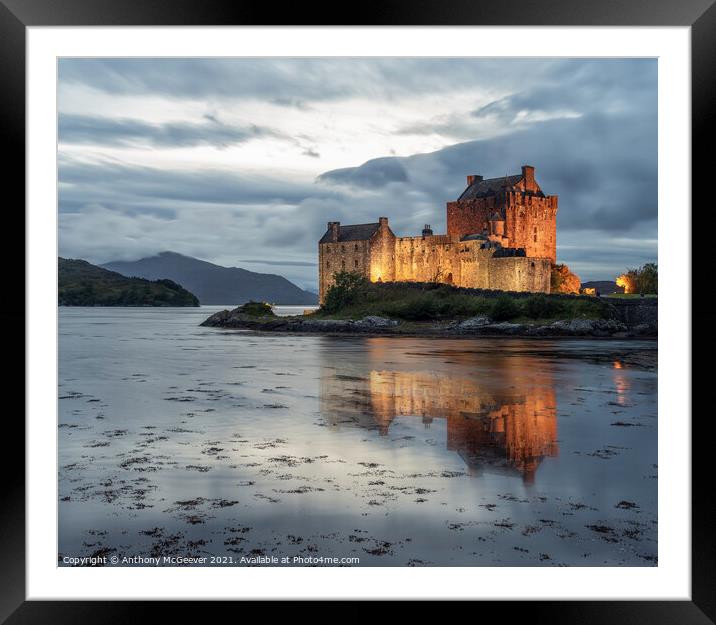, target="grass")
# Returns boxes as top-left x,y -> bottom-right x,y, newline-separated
603,293 -> 658,299
315,279 -> 608,323
236,301 -> 276,316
